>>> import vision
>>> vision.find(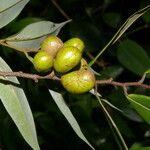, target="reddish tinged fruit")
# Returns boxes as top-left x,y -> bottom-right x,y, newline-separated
54,46 -> 82,73
41,35 -> 63,57
61,69 -> 95,94
33,51 -> 53,72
